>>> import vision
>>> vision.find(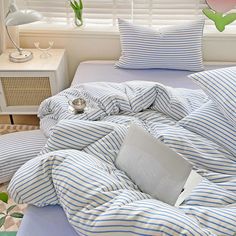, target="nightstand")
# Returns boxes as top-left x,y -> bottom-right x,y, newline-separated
0,49 -> 68,117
